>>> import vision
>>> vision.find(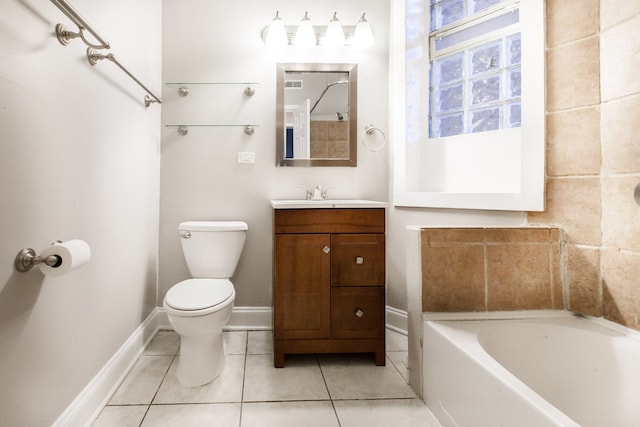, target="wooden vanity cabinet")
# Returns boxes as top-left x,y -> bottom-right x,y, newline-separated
273,208 -> 386,367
